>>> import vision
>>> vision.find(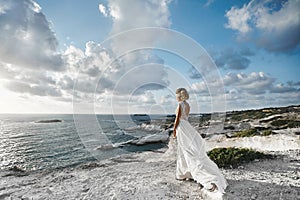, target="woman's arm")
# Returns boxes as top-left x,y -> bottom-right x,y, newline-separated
173,104 -> 181,138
